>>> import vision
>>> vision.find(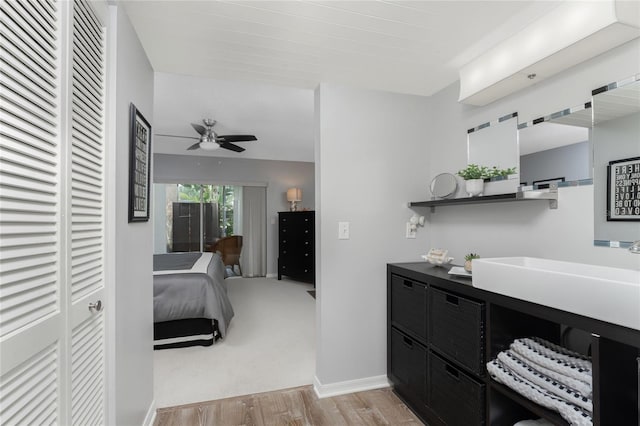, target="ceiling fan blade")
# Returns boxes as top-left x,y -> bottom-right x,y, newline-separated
187,142 -> 201,150
155,133 -> 199,140
216,134 -> 257,142
219,141 -> 245,152
191,123 -> 206,135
